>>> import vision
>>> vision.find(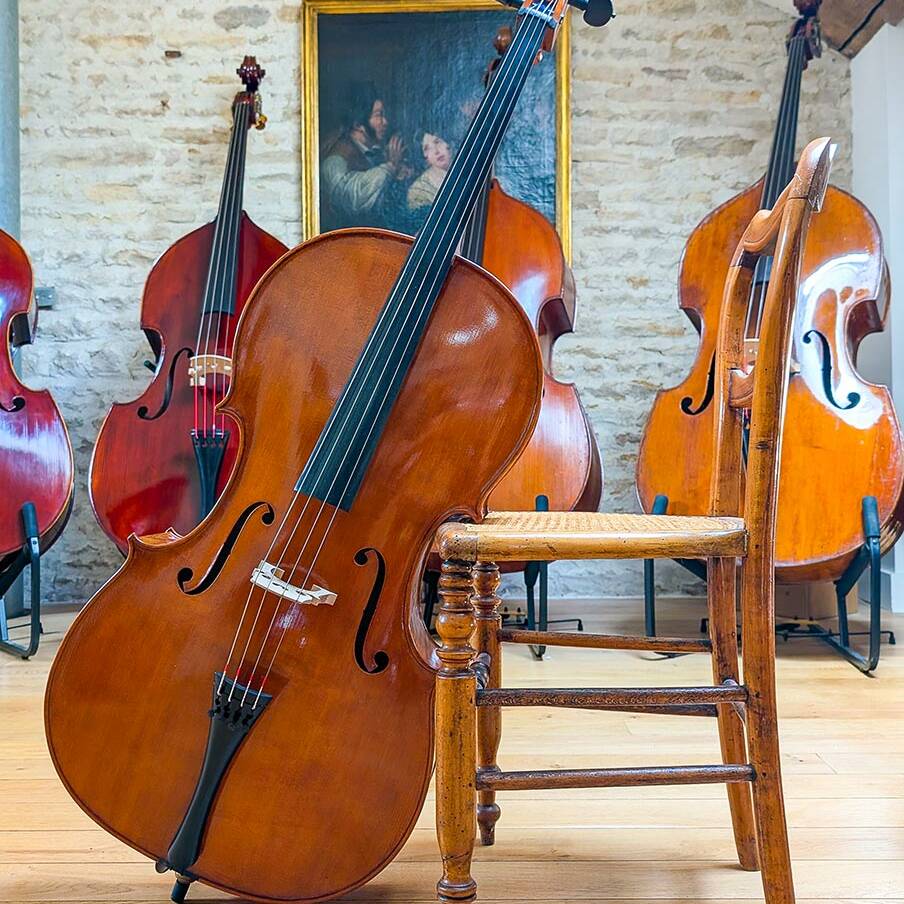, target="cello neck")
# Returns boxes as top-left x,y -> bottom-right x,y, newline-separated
200,95 -> 254,319
460,171 -> 493,265
461,24 -> 512,266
